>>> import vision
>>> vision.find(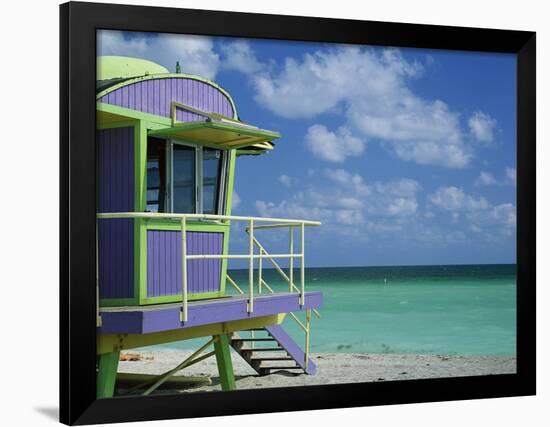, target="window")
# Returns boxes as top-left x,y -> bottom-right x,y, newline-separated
146,138 -> 227,214
146,137 -> 167,213
202,147 -> 222,214
172,144 -> 196,213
